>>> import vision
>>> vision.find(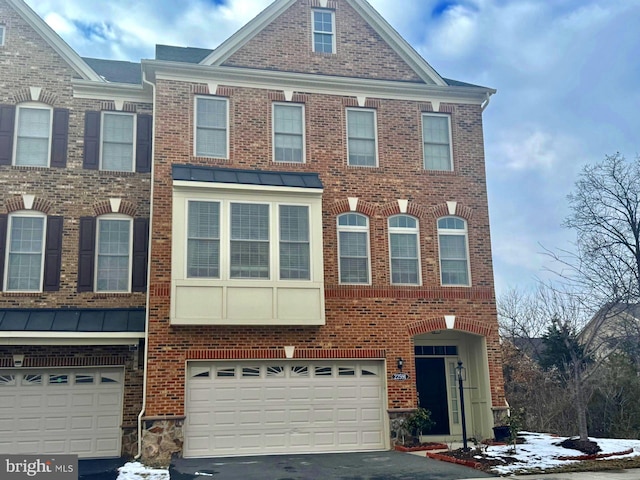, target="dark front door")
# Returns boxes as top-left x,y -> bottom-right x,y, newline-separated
415,357 -> 450,435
